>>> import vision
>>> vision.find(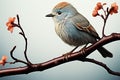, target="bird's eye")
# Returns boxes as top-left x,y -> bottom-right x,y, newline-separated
57,11 -> 62,15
